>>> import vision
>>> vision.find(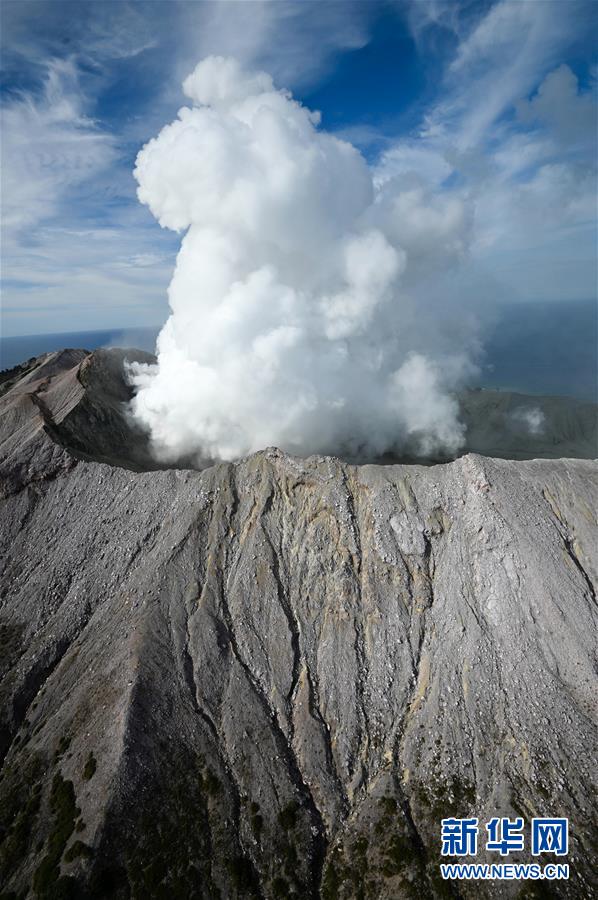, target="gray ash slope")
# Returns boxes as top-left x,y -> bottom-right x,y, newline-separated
0,349 -> 597,900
